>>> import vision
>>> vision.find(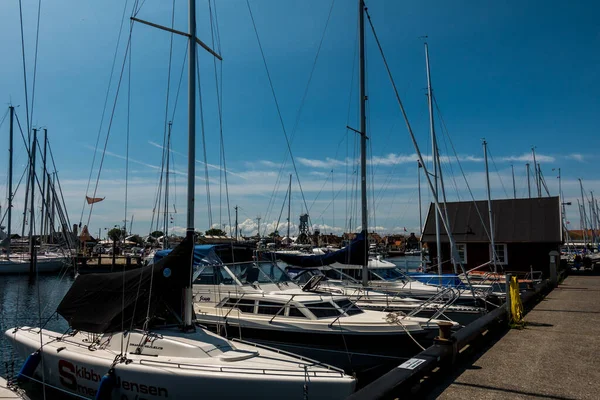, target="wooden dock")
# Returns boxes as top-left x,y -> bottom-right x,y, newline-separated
428,273 -> 600,399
